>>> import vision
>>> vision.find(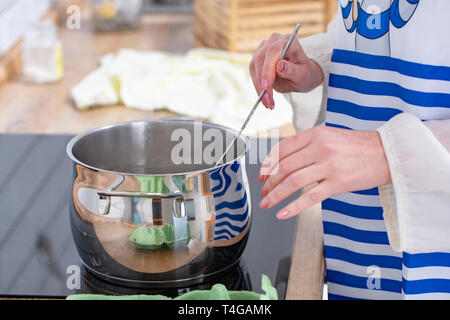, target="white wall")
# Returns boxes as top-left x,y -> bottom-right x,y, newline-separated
0,0 -> 55,55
